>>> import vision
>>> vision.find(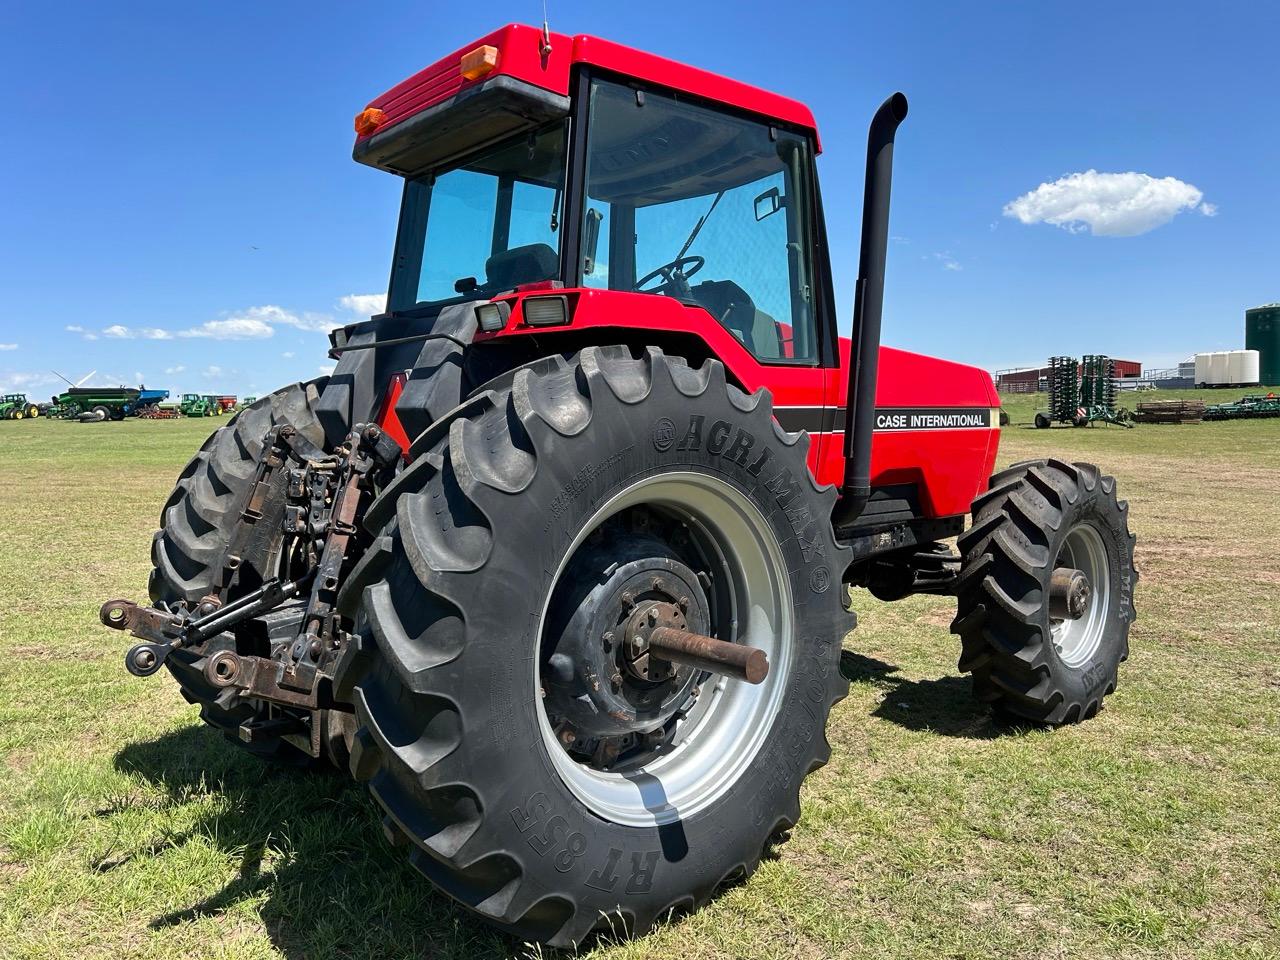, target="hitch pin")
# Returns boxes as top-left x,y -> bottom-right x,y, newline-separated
103,577 -> 302,679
